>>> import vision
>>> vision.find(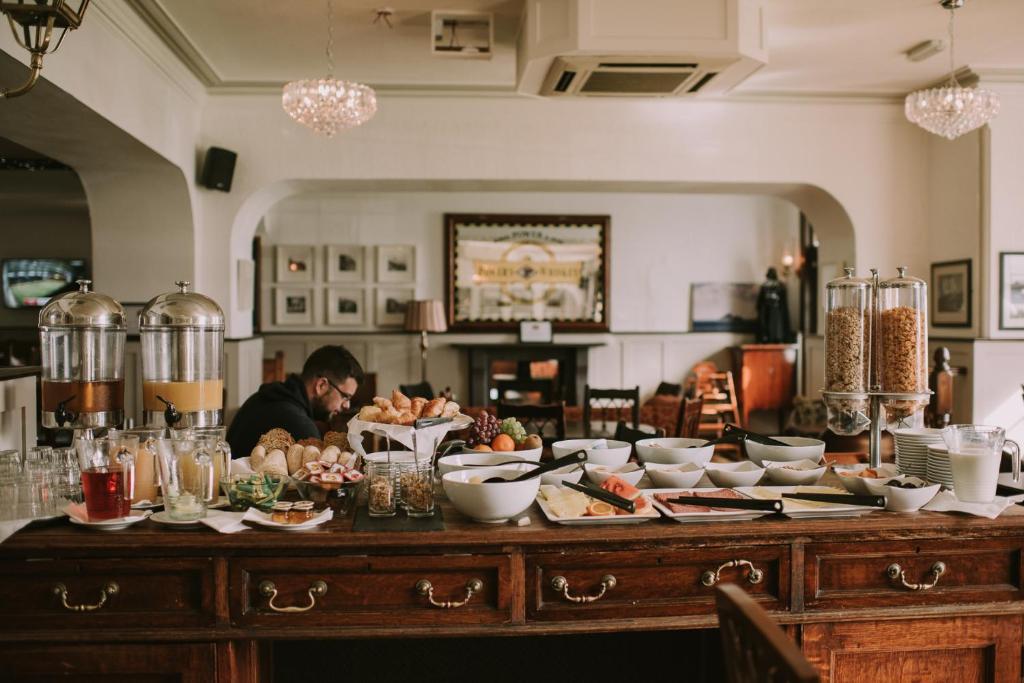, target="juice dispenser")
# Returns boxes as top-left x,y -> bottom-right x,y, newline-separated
39,280 -> 126,429
140,281 -> 225,428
